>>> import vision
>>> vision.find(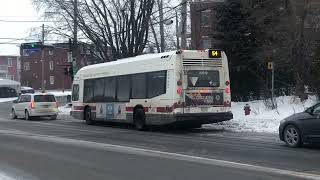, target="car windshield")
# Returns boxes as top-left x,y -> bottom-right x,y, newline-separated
34,95 -> 56,102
